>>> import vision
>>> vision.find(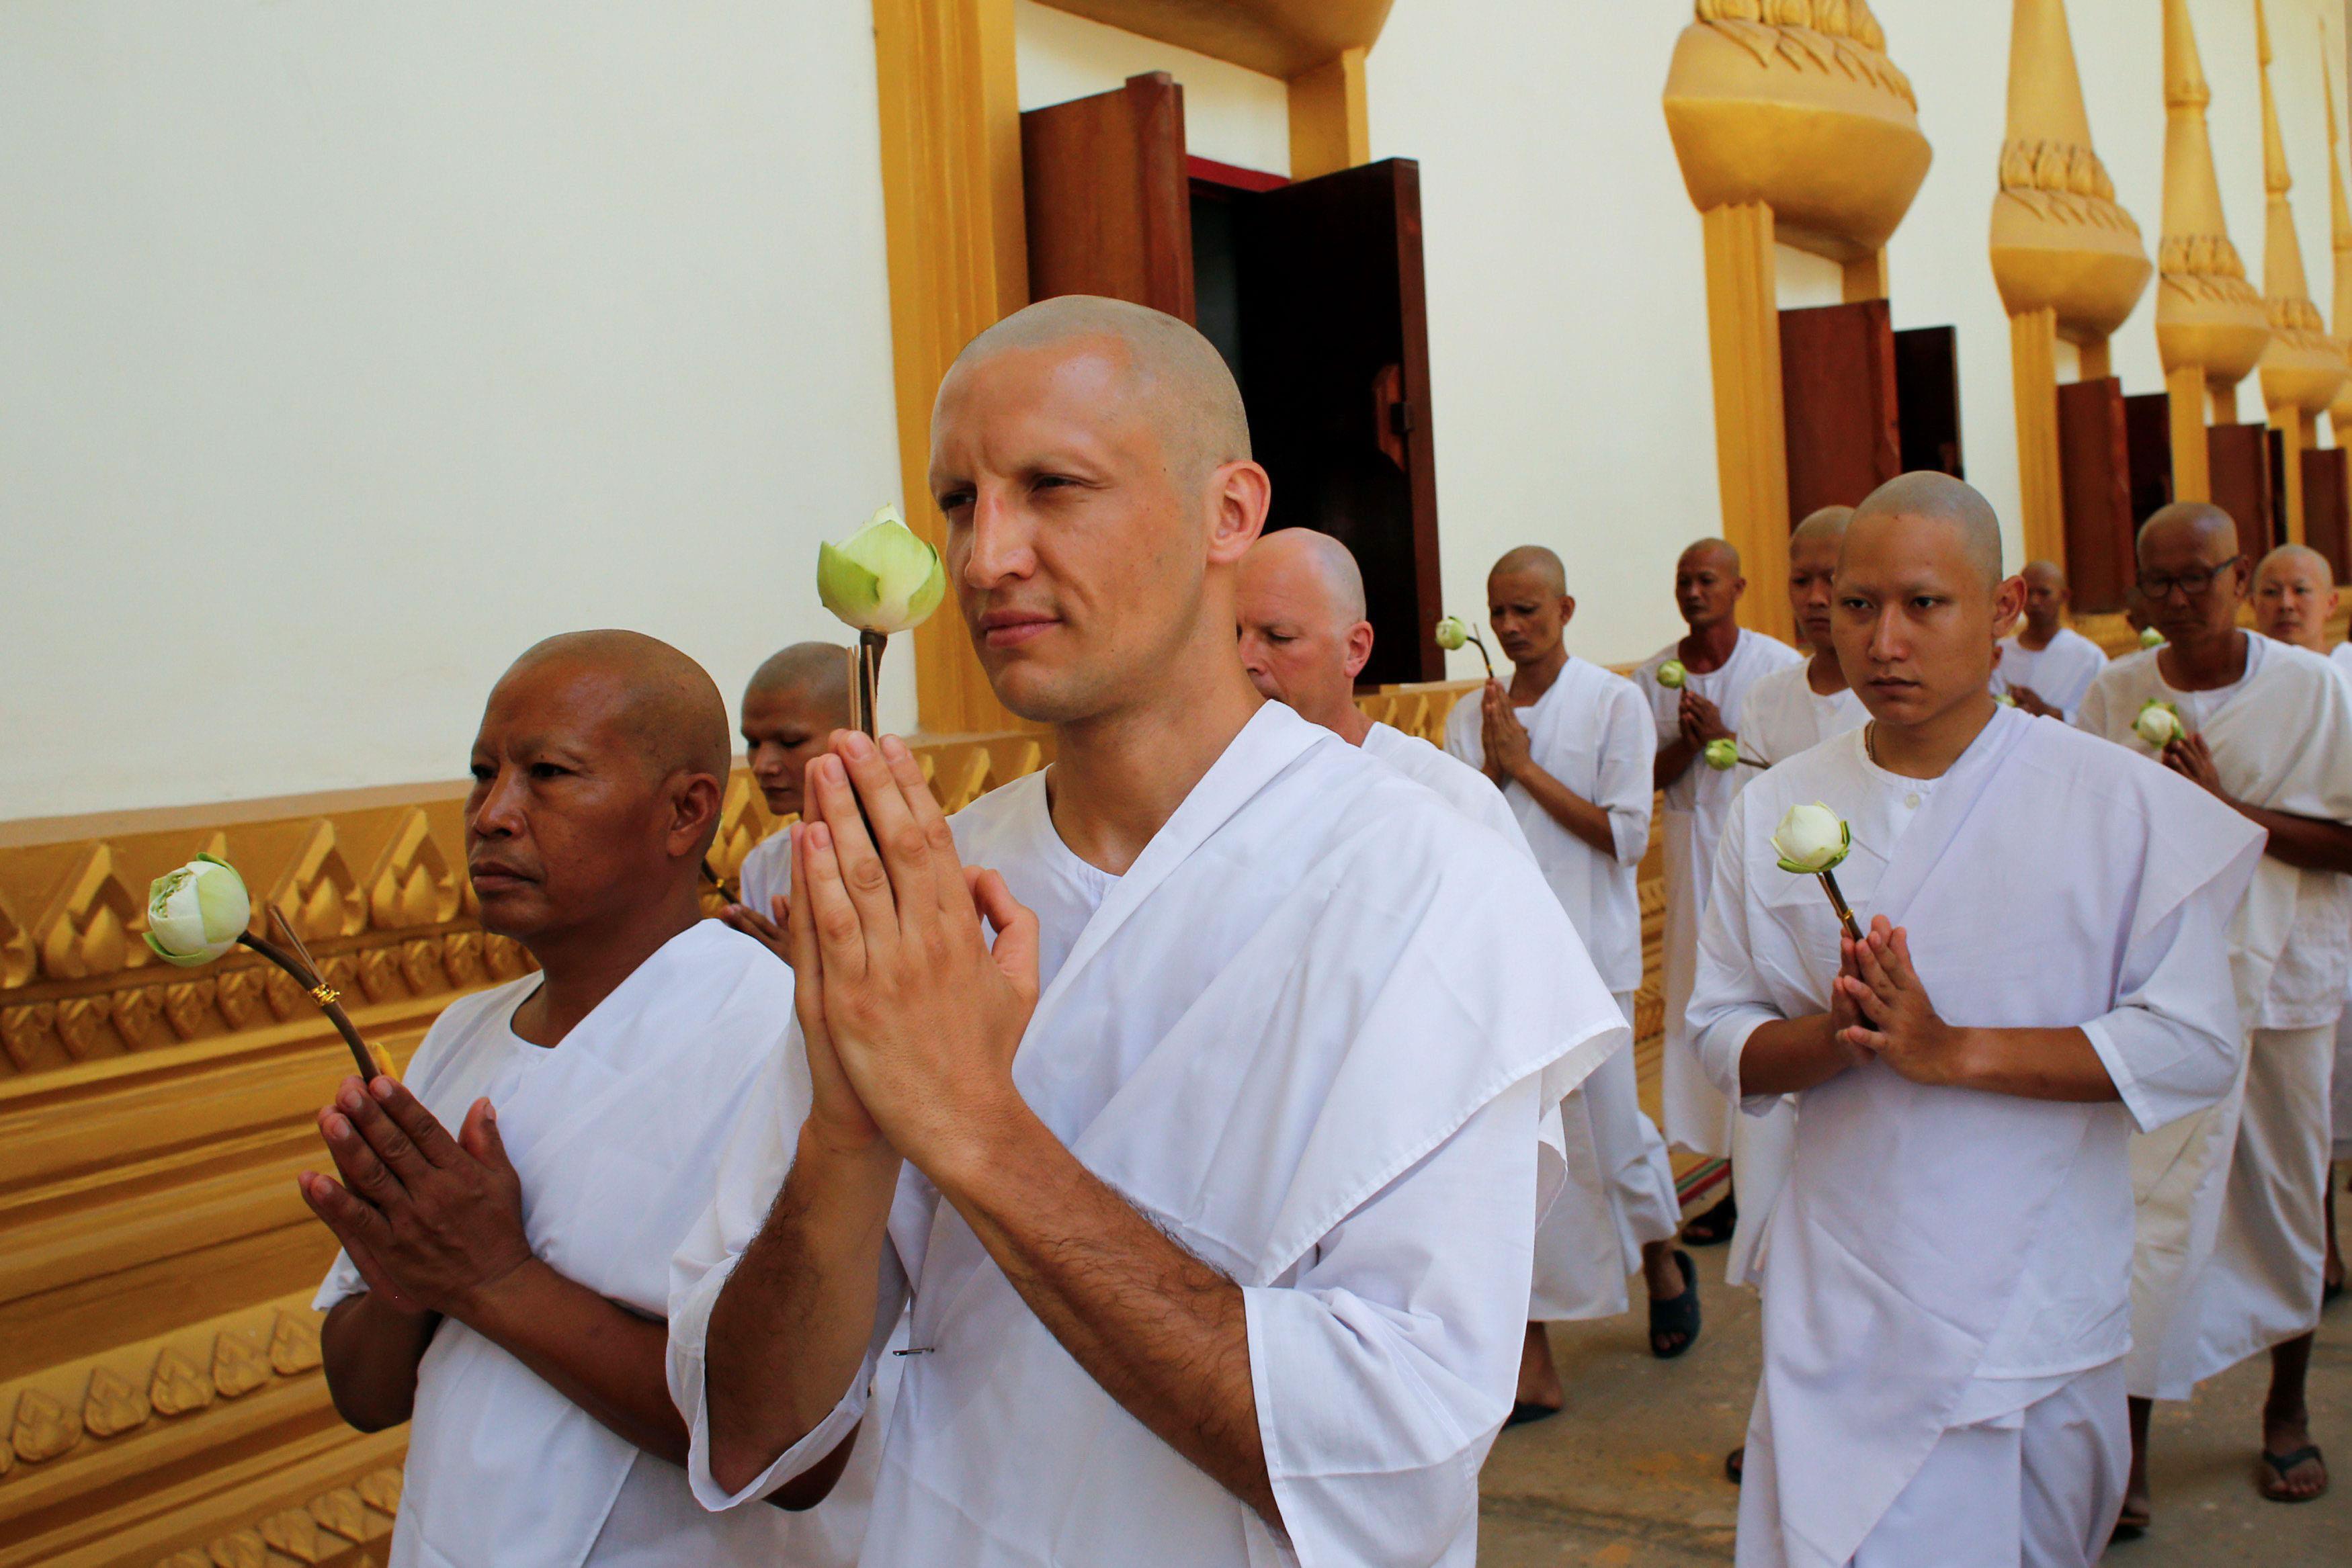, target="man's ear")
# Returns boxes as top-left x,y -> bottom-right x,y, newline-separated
1343,620 -> 1374,681
1559,595 -> 1577,627
1991,574 -> 2027,636
1204,461 -> 1273,567
668,772 -> 725,859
